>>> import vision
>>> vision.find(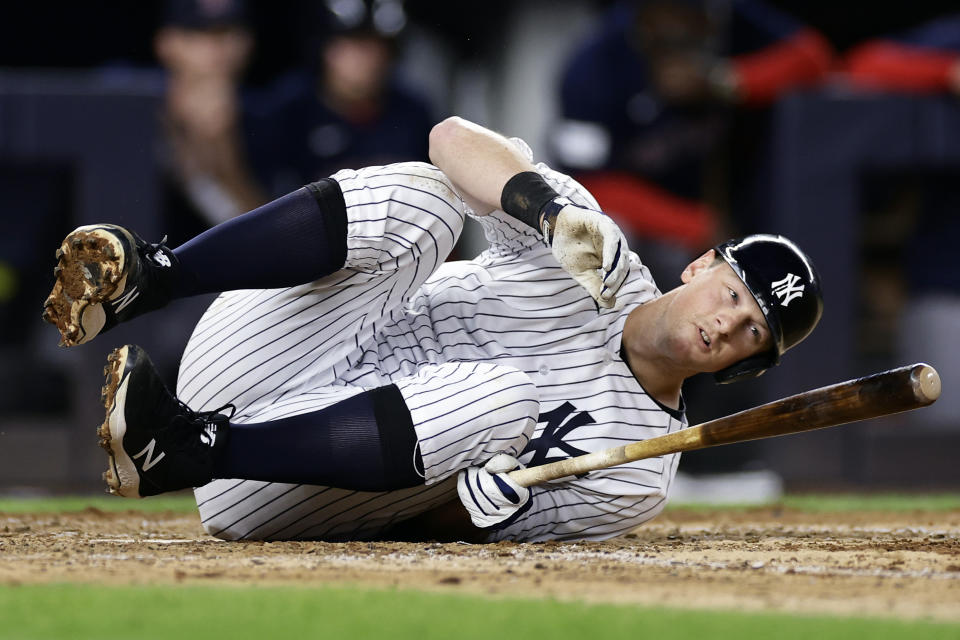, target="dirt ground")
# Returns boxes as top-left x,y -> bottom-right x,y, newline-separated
1,506 -> 958,622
